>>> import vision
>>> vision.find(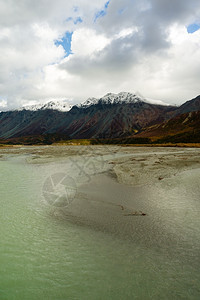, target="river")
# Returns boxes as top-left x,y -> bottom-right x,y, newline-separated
0,146 -> 200,299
